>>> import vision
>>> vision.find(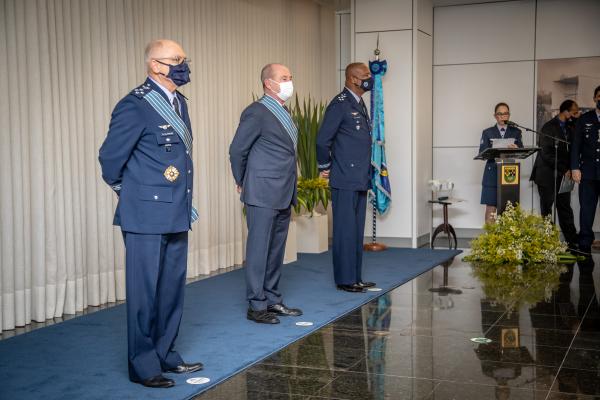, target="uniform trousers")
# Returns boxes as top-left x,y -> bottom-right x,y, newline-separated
578,180 -> 600,250
331,188 -> 367,285
537,179 -> 578,247
245,205 -> 291,311
123,231 -> 188,382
